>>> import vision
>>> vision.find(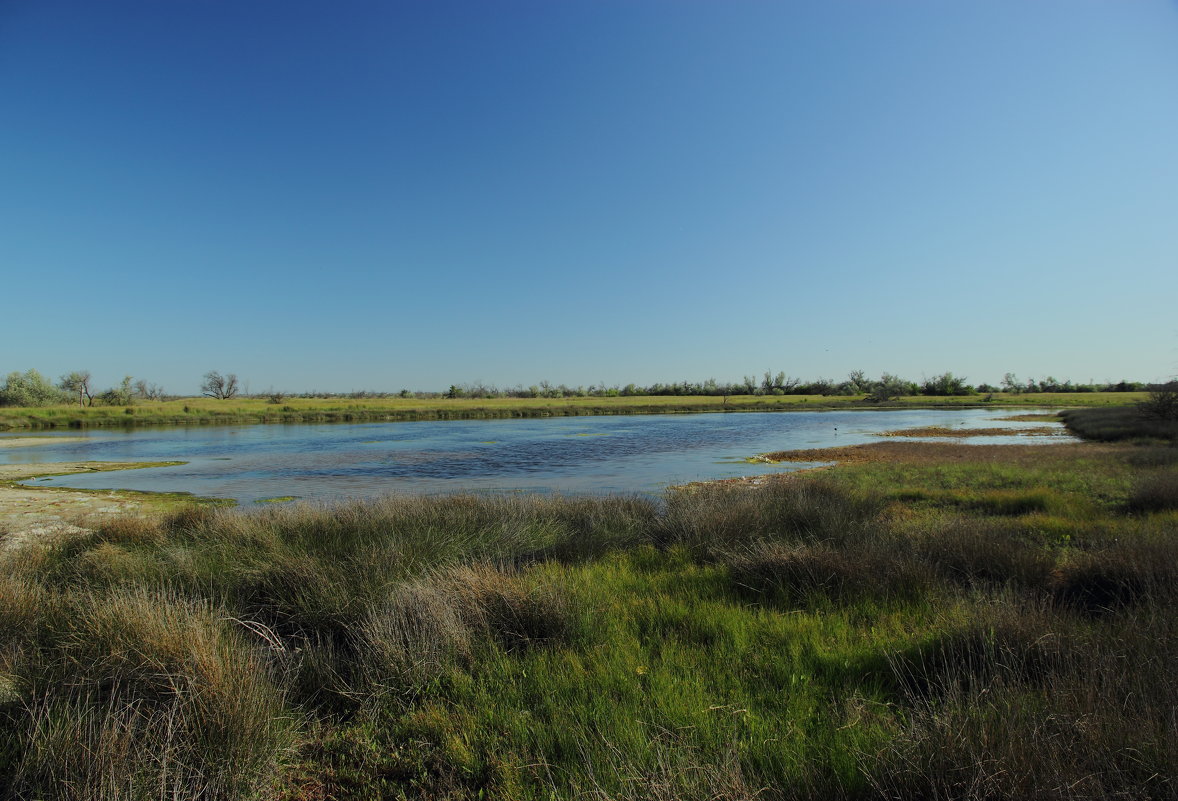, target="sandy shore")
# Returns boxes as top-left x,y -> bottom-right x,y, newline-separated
0,436 -> 90,448
0,461 -> 189,544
